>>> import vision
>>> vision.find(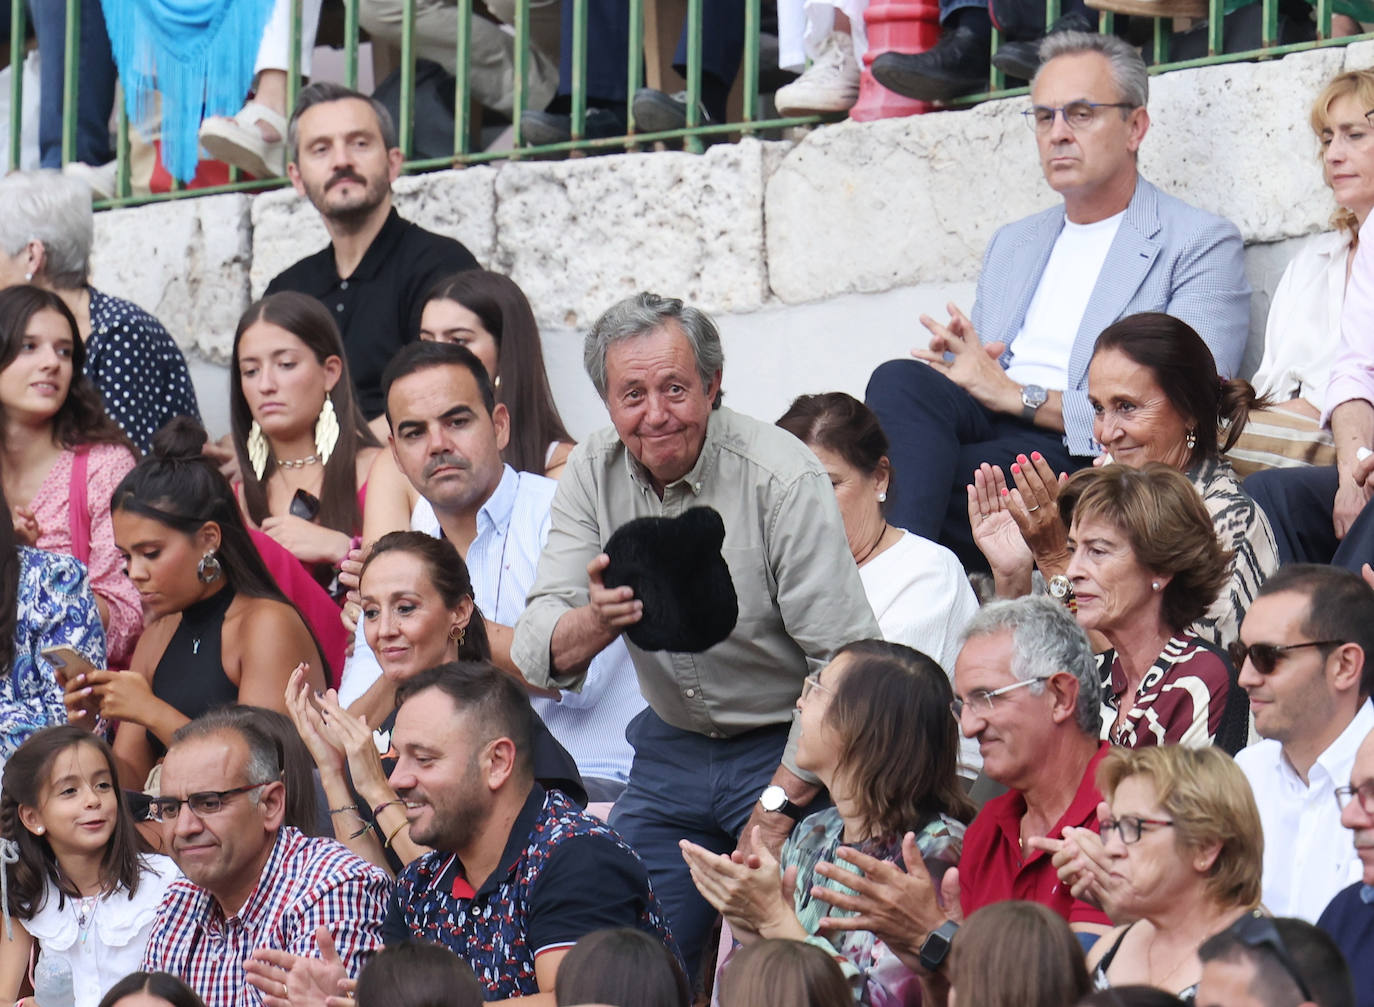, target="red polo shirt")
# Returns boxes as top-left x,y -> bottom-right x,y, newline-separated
959,741 -> 1113,927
